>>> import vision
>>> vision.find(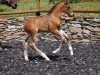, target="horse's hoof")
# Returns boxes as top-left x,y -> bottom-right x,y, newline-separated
70,51 -> 74,56
46,59 -> 52,63
46,58 -> 51,62
70,54 -> 74,56
25,58 -> 29,61
25,59 -> 29,62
